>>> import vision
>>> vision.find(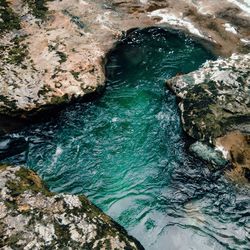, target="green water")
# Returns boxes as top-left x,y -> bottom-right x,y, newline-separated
2,28 -> 250,249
